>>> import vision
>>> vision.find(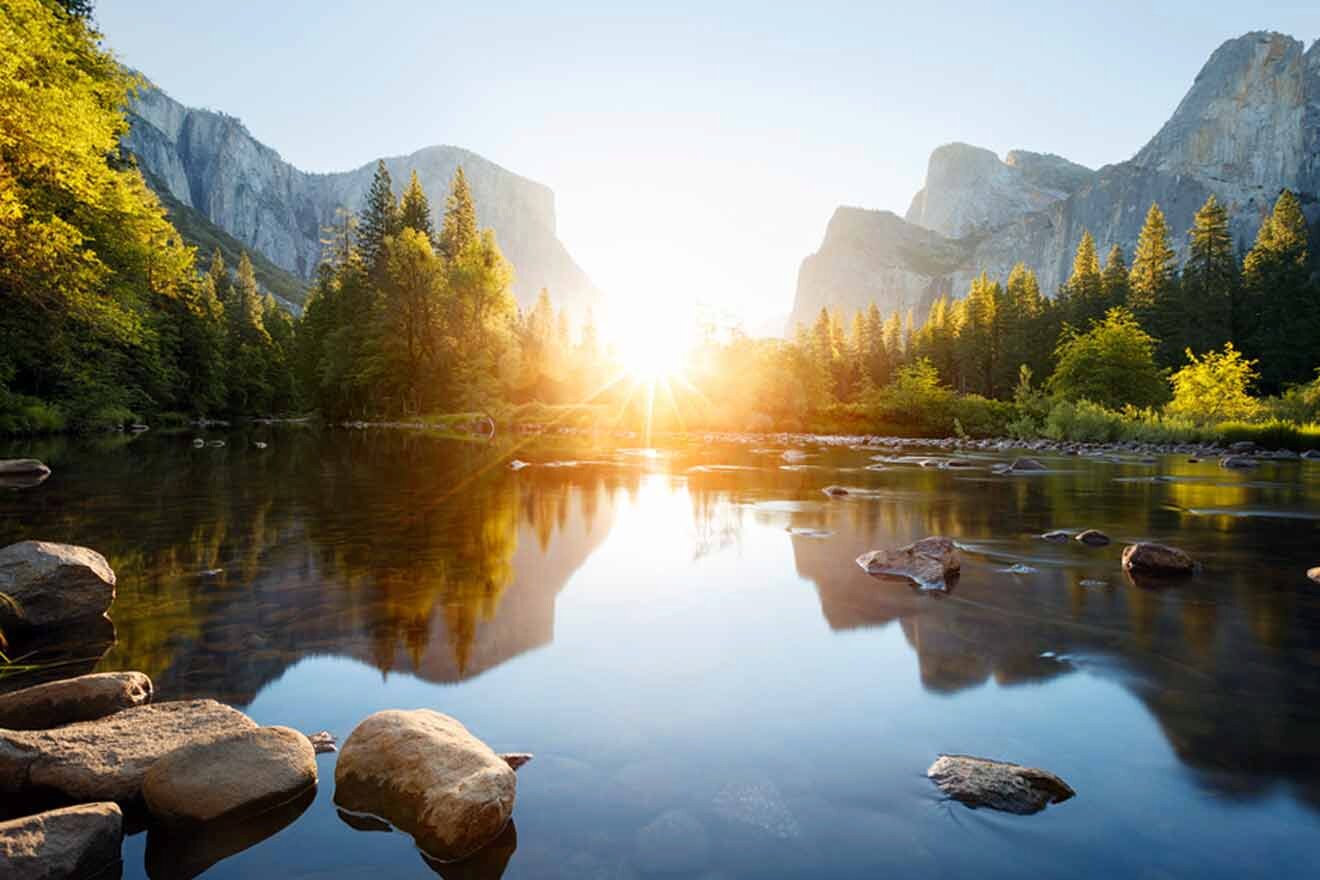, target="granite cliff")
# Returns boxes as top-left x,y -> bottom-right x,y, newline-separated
125,83 -> 600,314
791,32 -> 1320,332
